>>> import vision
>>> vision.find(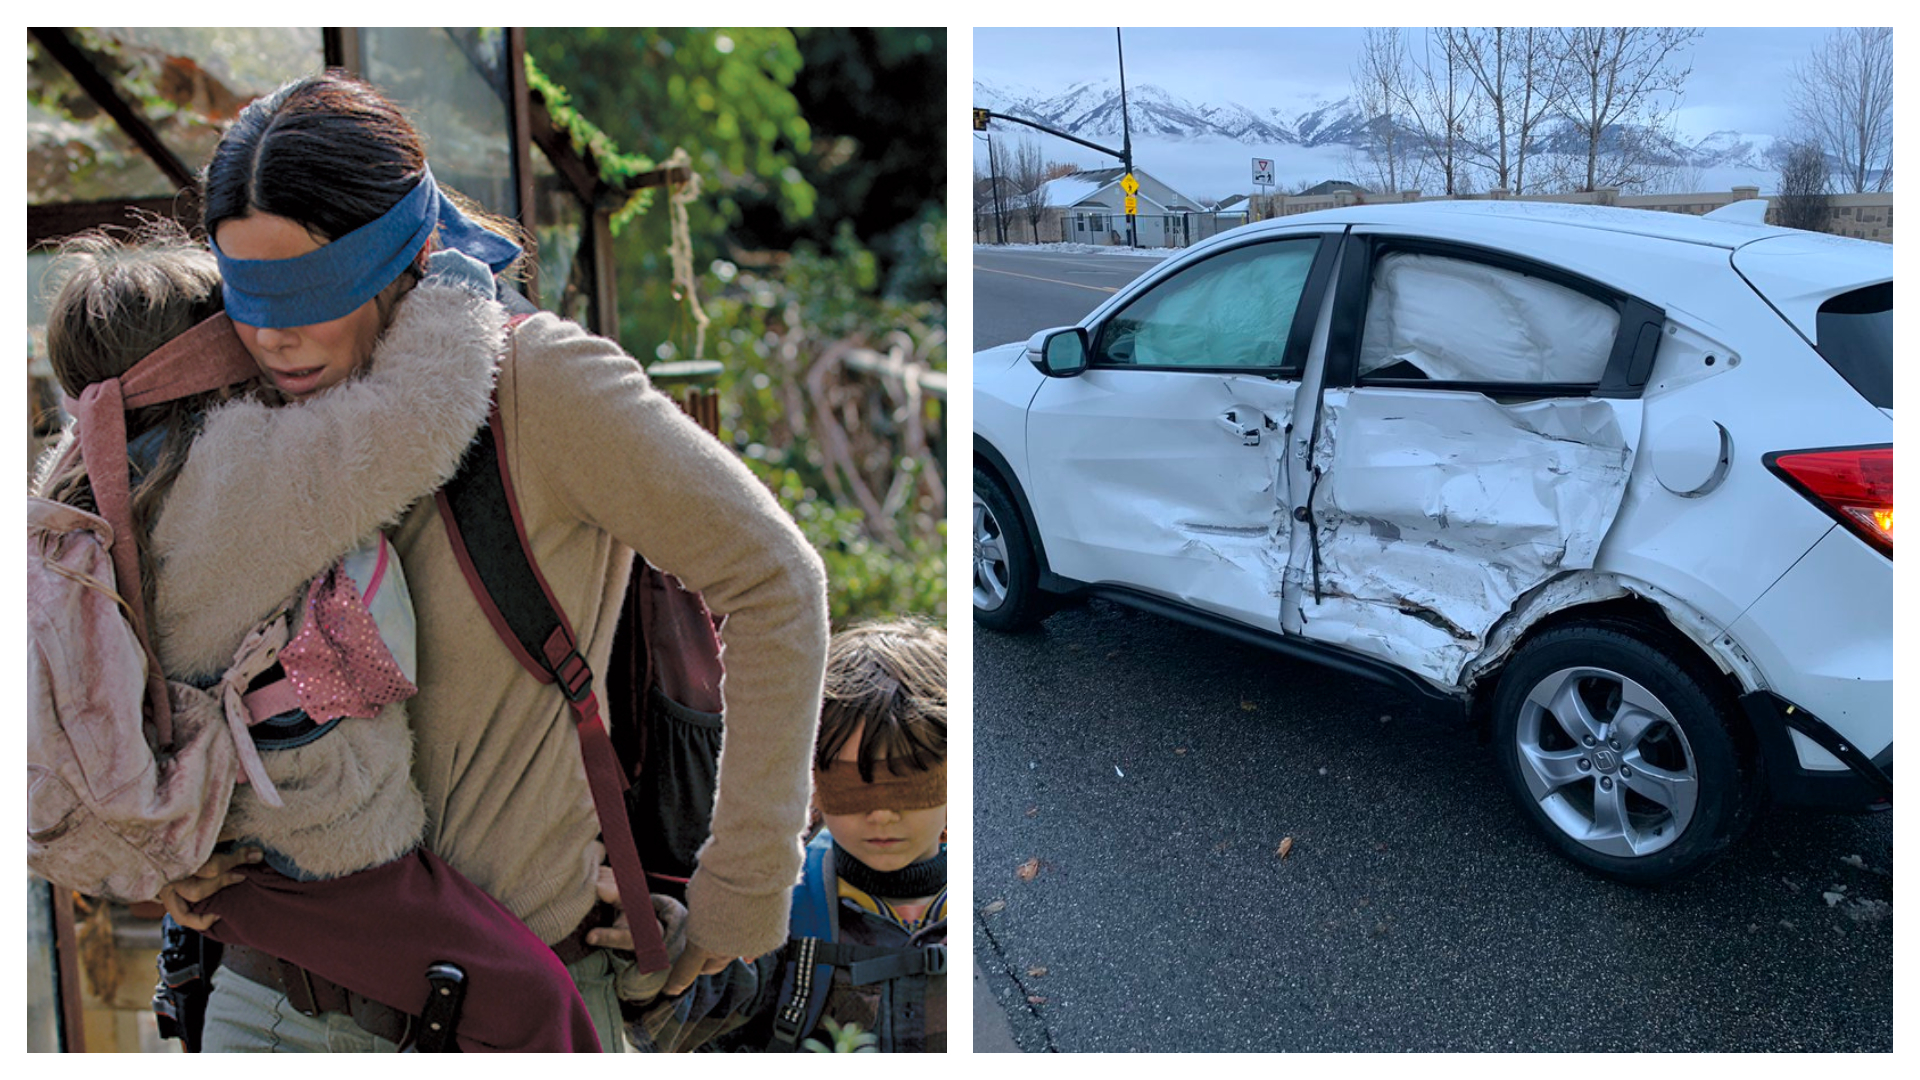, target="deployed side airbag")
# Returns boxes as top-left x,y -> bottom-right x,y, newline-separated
1358,253 -> 1619,383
